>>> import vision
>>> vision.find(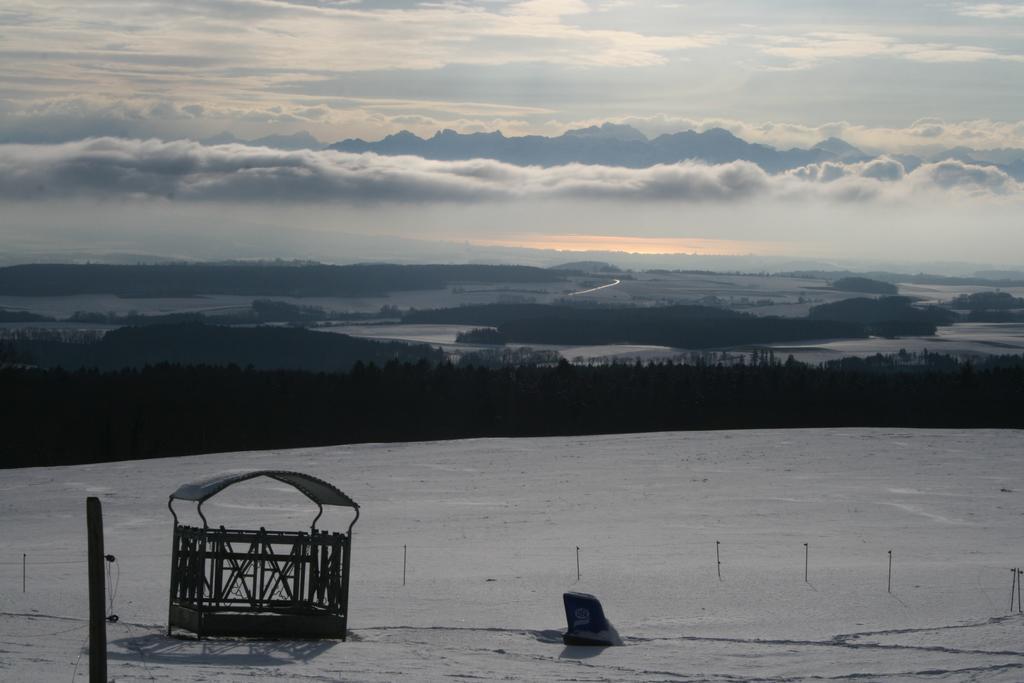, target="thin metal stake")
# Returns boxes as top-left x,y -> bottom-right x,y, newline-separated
887,550 -> 892,593
1011,568 -> 1017,612
576,546 -> 580,581
716,541 -> 721,581
403,545 -> 407,587
804,543 -> 809,583
1018,569 -> 1022,614
22,553 -> 26,593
